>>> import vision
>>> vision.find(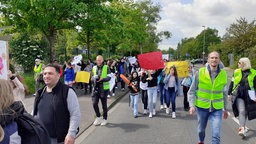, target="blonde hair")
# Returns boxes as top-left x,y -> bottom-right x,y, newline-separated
0,125 -> 4,142
239,57 -> 251,70
0,79 -> 15,113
